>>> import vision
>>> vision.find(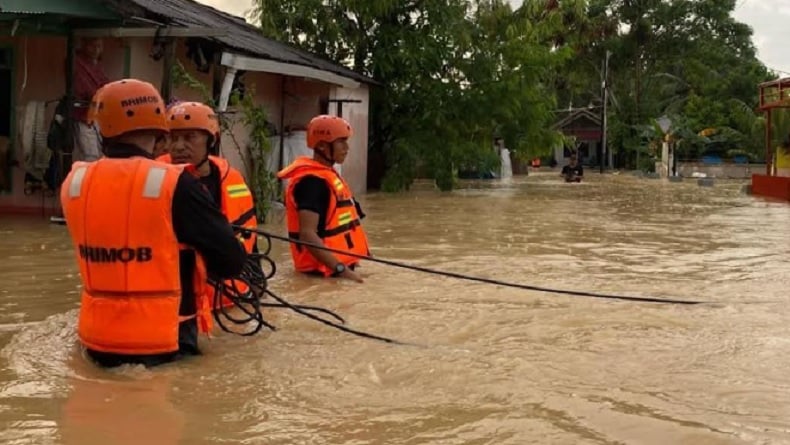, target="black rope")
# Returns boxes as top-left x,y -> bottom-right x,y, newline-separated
232,225 -> 708,306
212,250 -> 417,346
210,251 -> 407,345
51,216 -> 403,344
263,288 -> 414,346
